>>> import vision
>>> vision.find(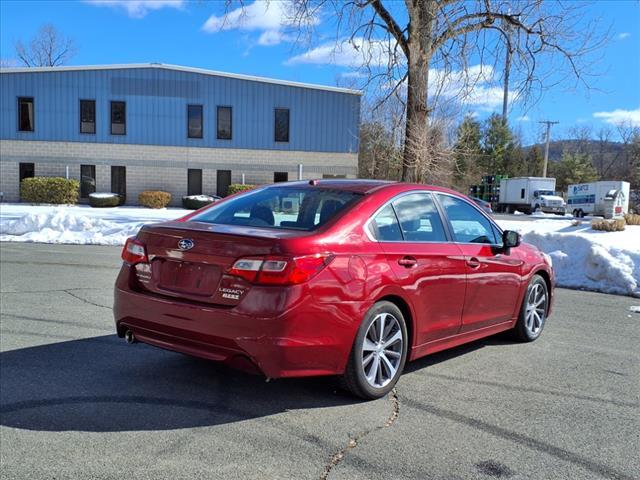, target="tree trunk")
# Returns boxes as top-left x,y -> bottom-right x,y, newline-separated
402,0 -> 436,182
